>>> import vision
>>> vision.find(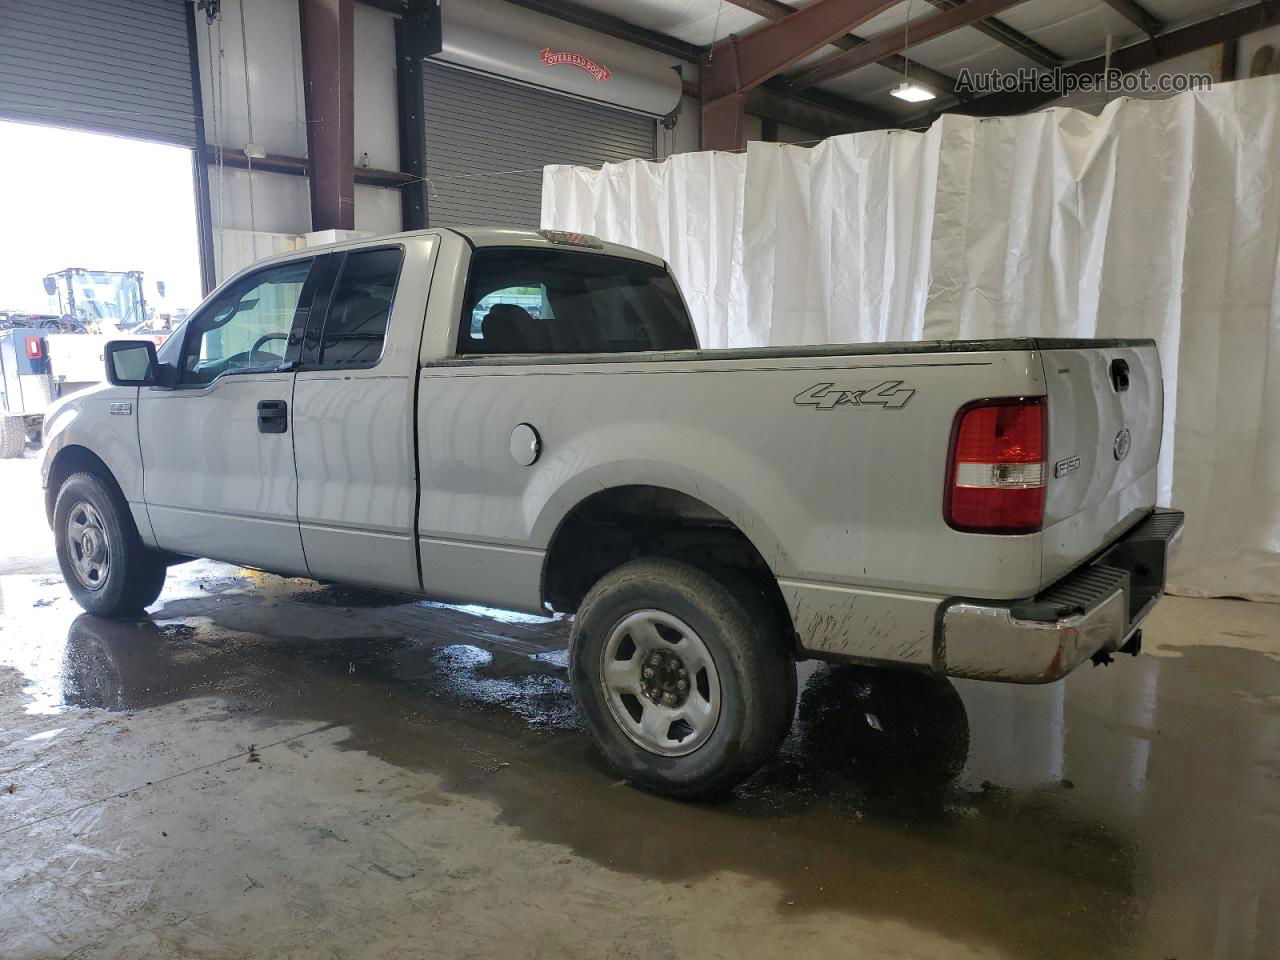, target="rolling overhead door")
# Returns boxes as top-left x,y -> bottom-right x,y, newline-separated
0,0 -> 196,146
422,61 -> 656,228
